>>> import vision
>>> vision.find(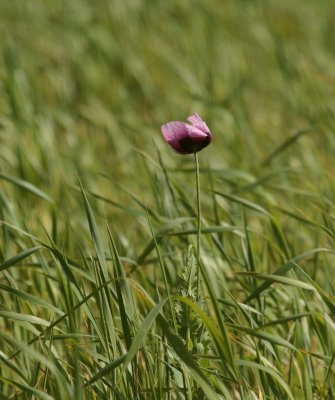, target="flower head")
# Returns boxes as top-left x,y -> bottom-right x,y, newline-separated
161,113 -> 212,154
